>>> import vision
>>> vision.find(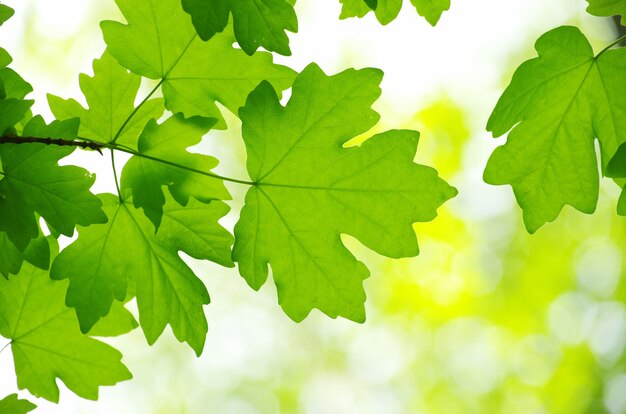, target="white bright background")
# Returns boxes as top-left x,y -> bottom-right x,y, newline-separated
0,1 -> 618,413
